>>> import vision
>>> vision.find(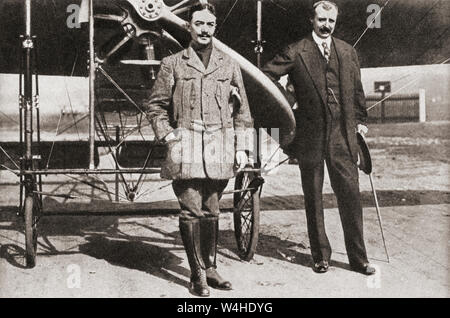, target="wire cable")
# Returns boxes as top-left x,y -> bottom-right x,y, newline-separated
367,56 -> 449,111
217,0 -> 240,35
353,0 -> 391,48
